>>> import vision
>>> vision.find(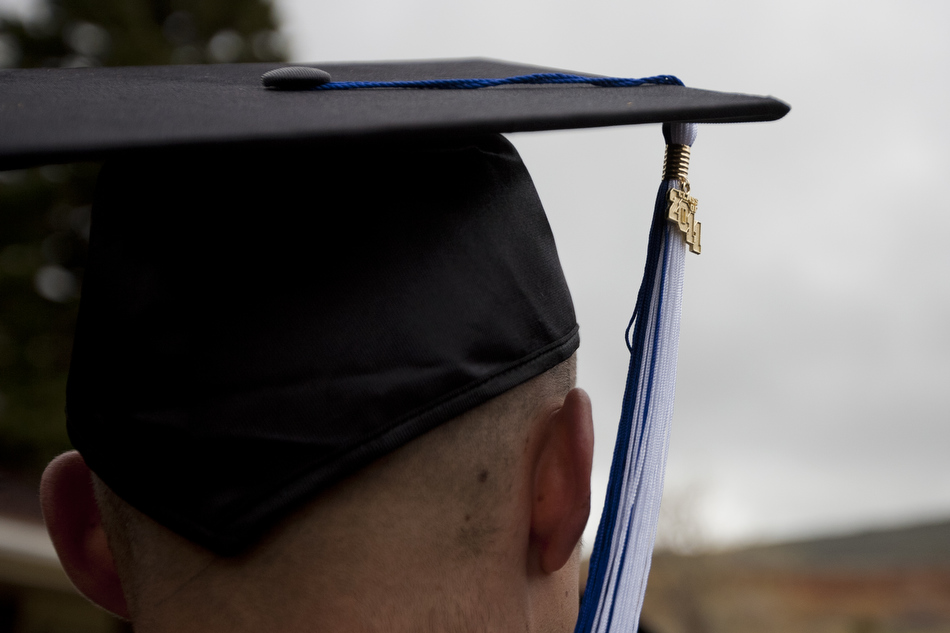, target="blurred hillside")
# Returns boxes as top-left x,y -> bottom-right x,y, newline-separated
0,0 -> 287,481
639,519 -> 950,633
